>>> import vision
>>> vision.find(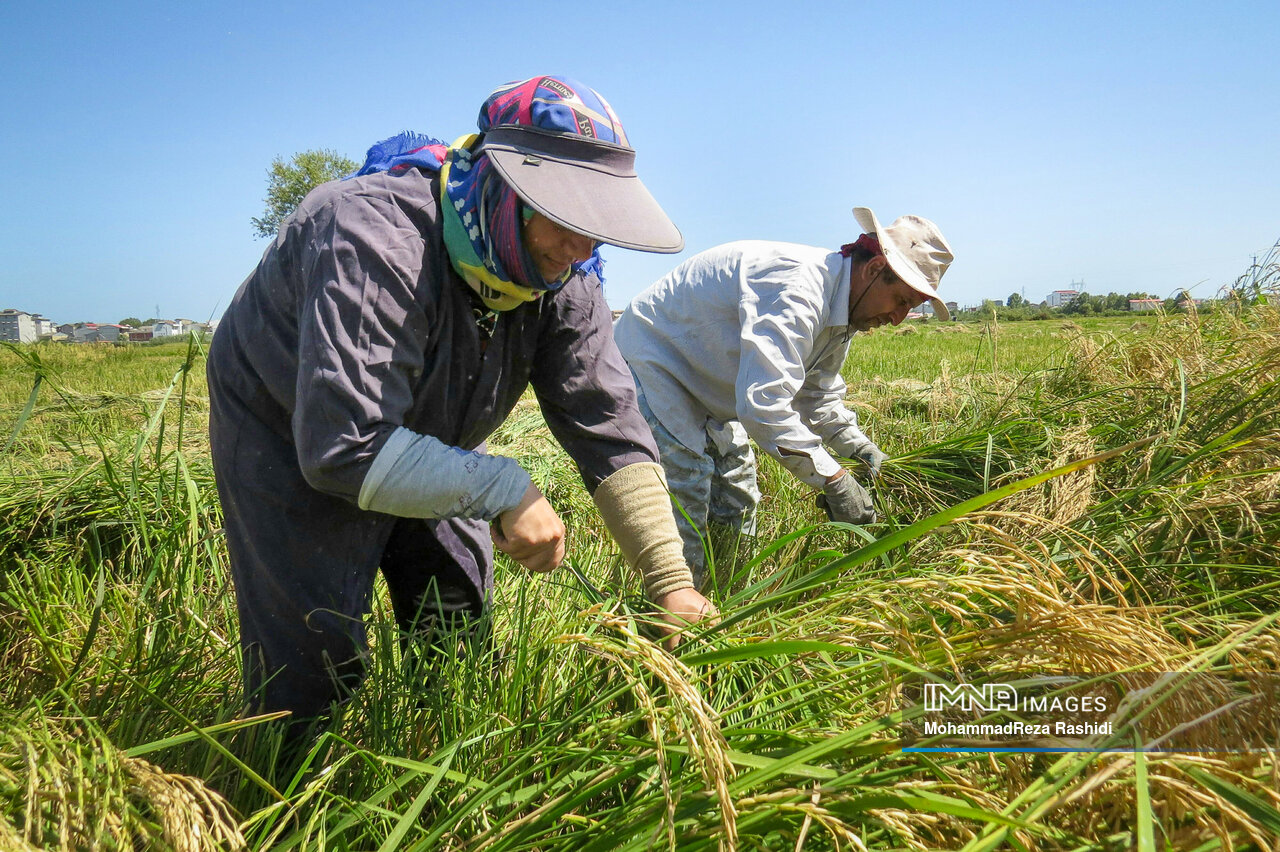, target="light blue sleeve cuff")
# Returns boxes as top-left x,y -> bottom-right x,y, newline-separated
826,423 -> 874,460
775,445 -> 843,489
357,427 -> 532,521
